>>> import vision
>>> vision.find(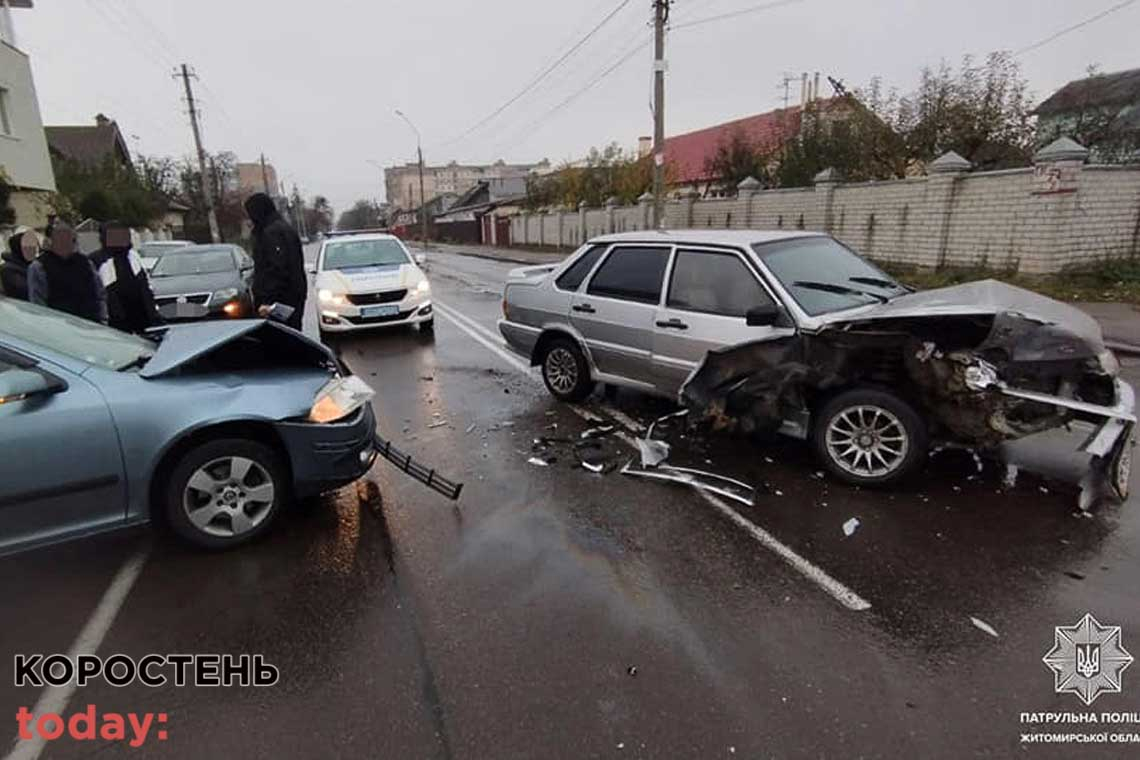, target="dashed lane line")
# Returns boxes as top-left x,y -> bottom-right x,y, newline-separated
431,299 -> 871,612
